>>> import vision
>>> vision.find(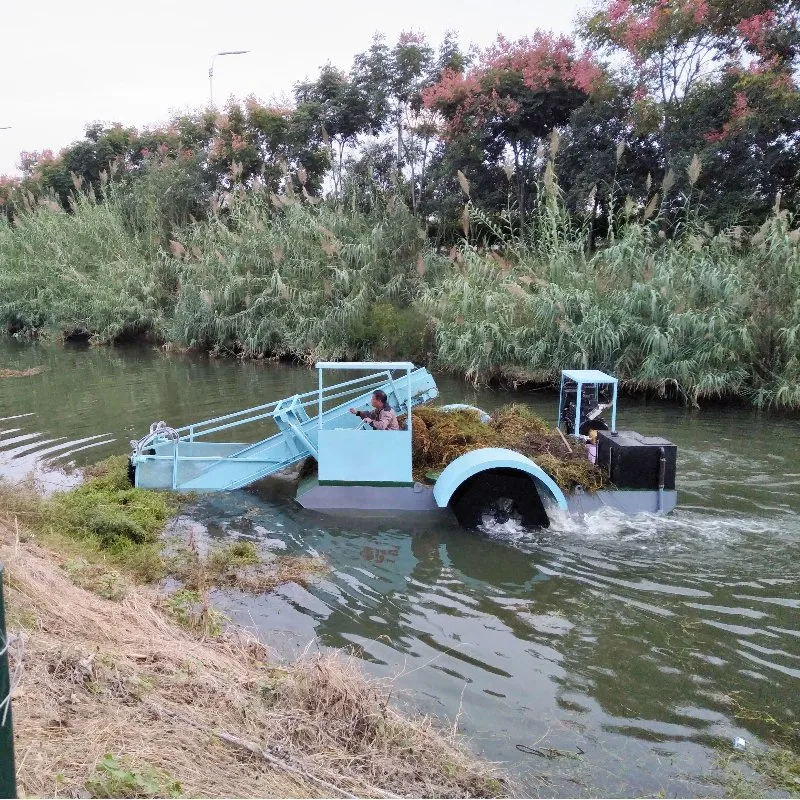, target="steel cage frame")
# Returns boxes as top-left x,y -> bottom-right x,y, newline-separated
316,362 -> 413,435
557,370 -> 618,438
